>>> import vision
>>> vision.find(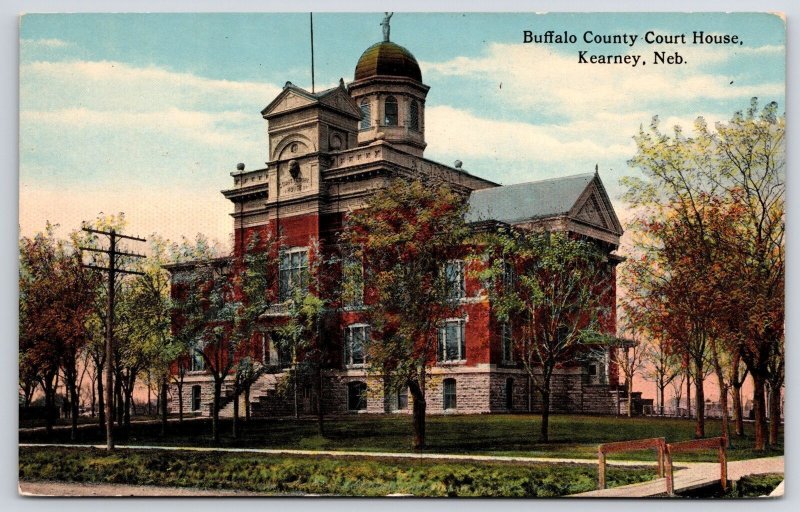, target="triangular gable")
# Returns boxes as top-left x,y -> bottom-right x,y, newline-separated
262,86 -> 317,117
575,192 -> 609,229
568,175 -> 623,235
